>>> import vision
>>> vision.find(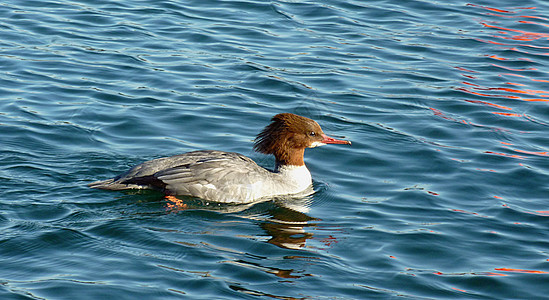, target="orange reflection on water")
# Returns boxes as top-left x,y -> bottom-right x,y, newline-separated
457,86 -> 520,99
433,270 -> 507,277
484,151 -> 525,159
481,22 -> 549,42
454,66 -> 478,73
491,112 -> 523,117
433,266 -> 549,277
462,3 -> 549,114
459,84 -> 549,102
498,142 -> 549,158
519,209 -> 549,217
488,55 -> 506,61
504,82 -> 526,86
511,149 -> 549,157
495,268 -> 549,274
318,235 -> 338,247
